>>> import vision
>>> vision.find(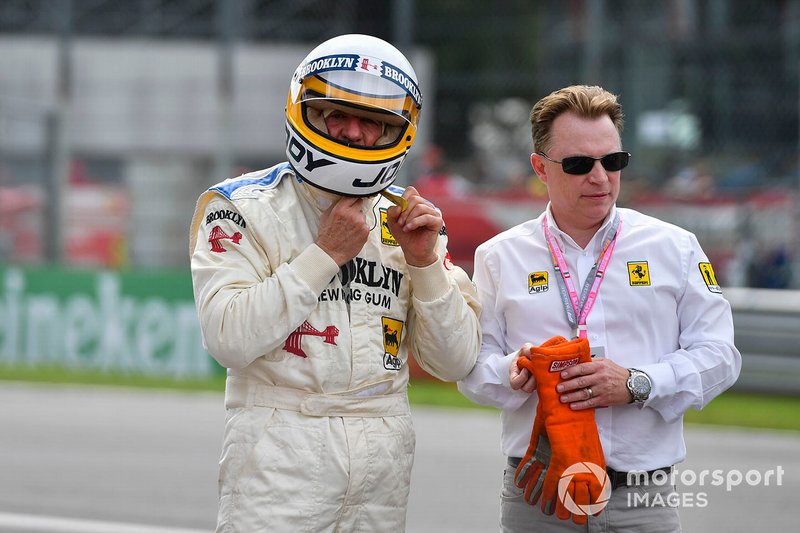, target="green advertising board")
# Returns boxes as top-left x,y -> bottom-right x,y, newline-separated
0,266 -> 219,378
